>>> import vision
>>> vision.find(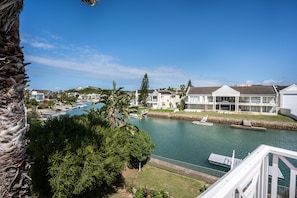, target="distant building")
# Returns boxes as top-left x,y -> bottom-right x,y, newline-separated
30,90 -> 53,102
278,84 -> 297,120
185,85 -> 278,114
133,89 -> 180,109
146,89 -> 180,109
